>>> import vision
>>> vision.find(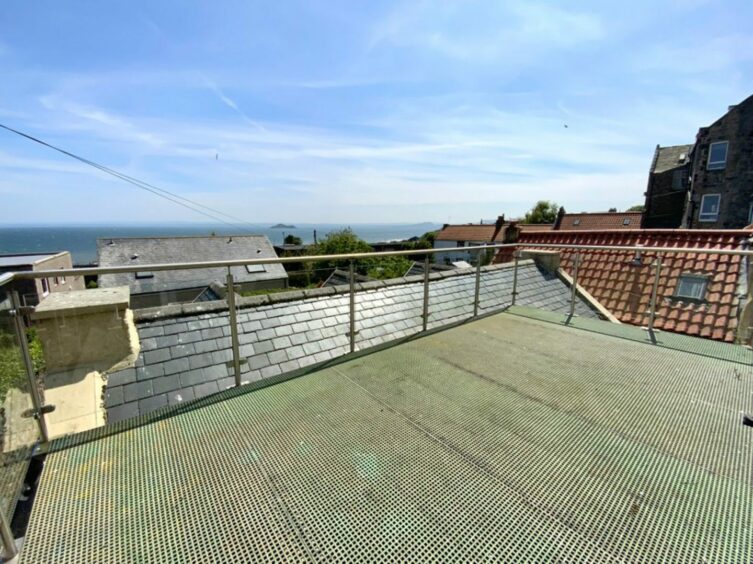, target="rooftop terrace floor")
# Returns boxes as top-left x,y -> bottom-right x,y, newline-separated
21,309 -> 753,562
